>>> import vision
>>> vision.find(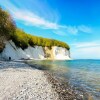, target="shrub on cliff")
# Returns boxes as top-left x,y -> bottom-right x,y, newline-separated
0,7 -> 16,43
11,29 -> 29,49
11,28 -> 70,50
